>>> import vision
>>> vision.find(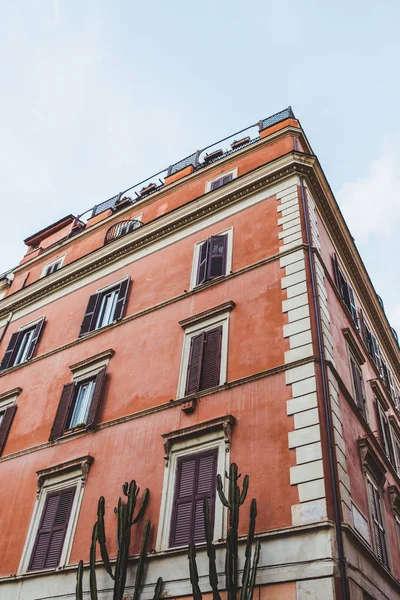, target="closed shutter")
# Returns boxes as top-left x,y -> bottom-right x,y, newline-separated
25,318 -> 45,361
49,383 -> 75,441
170,450 -> 217,547
350,357 -> 365,416
79,293 -> 100,337
200,327 -> 222,391
222,174 -> 233,185
207,235 -> 227,281
86,367 -> 107,429
0,405 -> 17,455
196,241 -> 209,286
113,278 -> 131,322
185,333 -> 205,395
0,332 -> 22,370
367,478 -> 389,567
210,179 -> 223,191
29,487 -> 75,571
375,403 -> 394,464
